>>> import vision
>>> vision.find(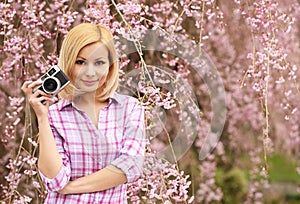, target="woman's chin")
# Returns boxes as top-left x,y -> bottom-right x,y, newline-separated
74,87 -> 97,96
